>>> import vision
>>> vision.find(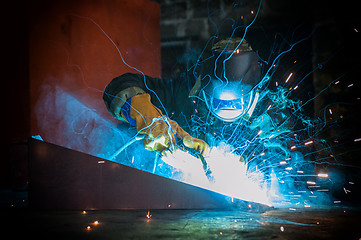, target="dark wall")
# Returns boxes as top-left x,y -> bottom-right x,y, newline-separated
2,2 -> 30,189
